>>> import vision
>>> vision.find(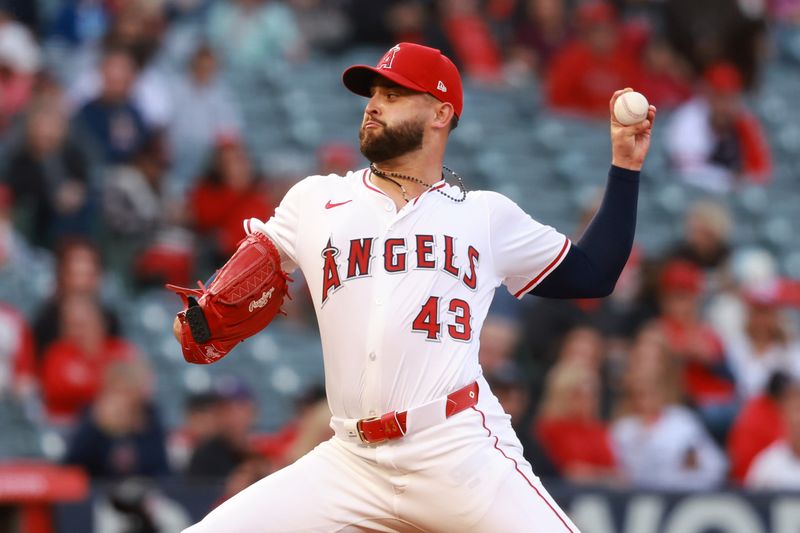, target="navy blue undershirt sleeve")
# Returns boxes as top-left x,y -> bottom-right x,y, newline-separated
530,165 -> 639,299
